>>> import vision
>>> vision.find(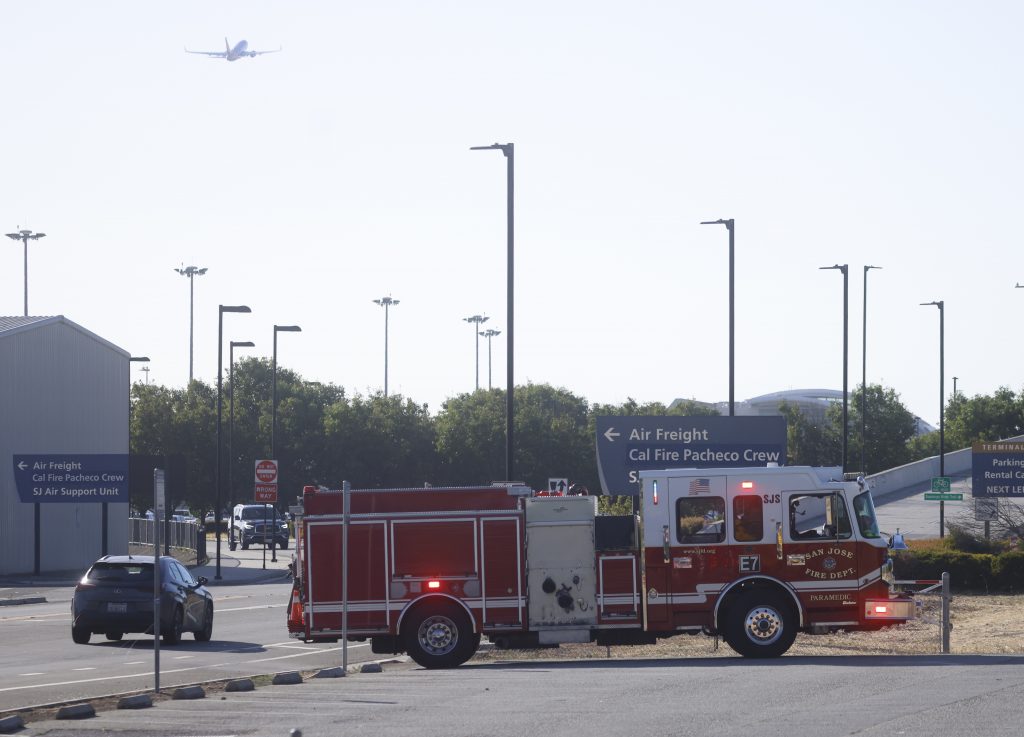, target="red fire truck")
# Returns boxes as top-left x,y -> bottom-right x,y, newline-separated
287,466 -> 914,668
